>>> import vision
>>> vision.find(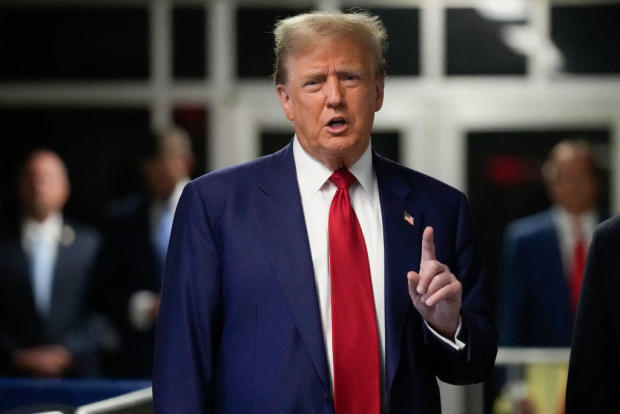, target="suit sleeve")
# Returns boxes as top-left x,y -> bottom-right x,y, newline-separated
565,225 -> 618,413
424,193 -> 498,384
153,182 -> 222,413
